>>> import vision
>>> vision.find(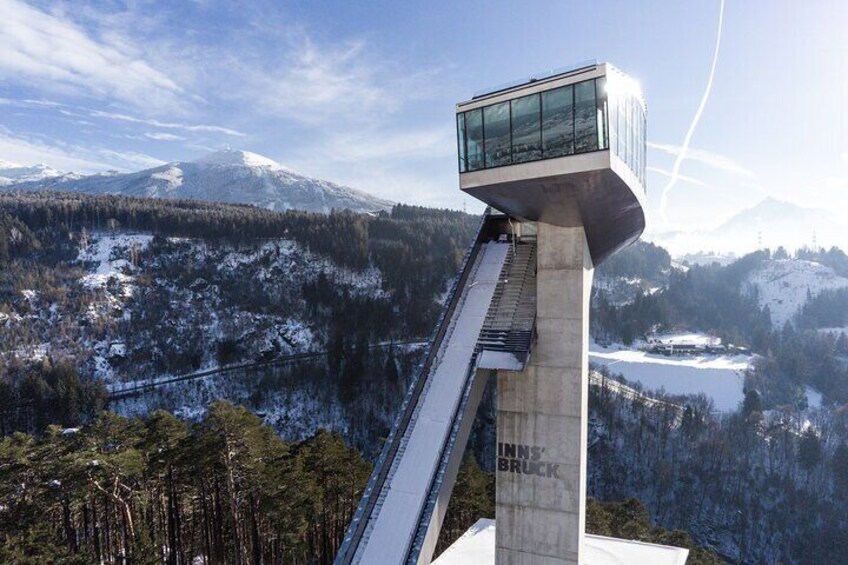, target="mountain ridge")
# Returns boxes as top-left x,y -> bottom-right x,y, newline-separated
0,148 -> 393,214
646,196 -> 848,257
